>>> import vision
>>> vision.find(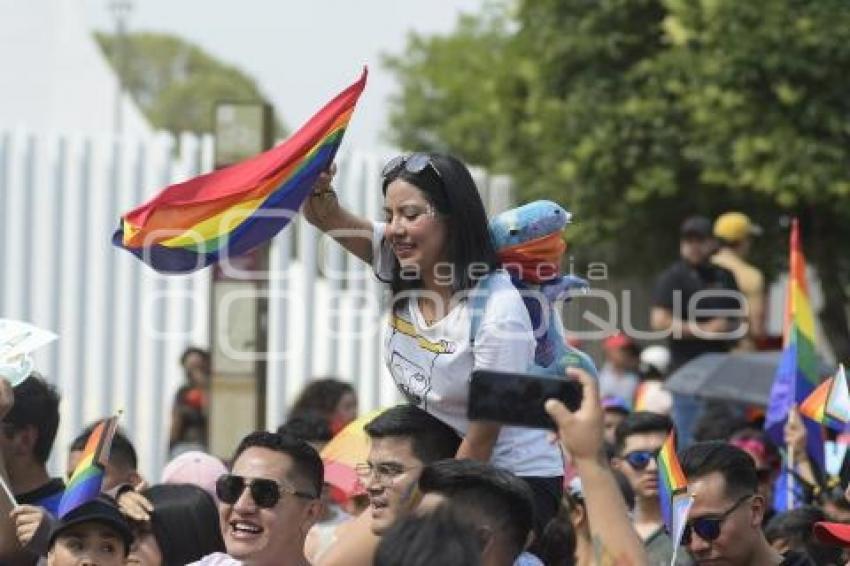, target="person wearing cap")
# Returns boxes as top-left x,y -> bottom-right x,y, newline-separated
650,215 -> 743,448
712,212 -> 766,351
601,396 -> 630,446
47,496 -> 133,566
598,333 -> 640,404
